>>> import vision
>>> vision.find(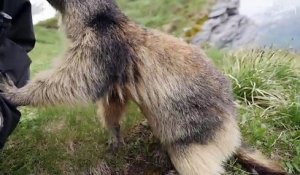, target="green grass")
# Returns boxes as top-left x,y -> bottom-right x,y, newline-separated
117,0 -> 212,36
1,1 -> 300,174
28,26 -> 66,75
208,49 -> 300,174
0,103 -> 143,174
